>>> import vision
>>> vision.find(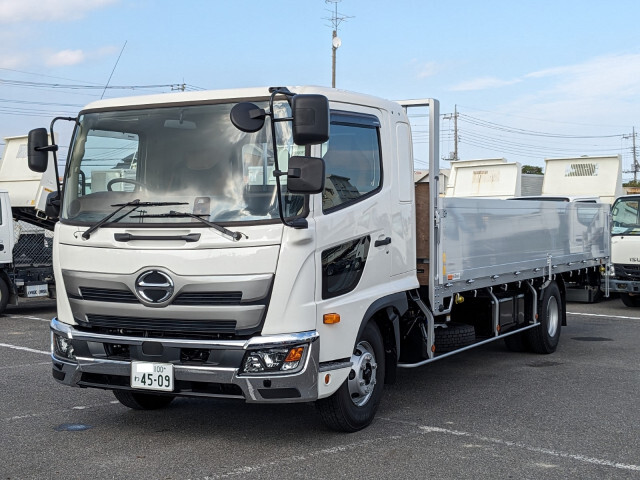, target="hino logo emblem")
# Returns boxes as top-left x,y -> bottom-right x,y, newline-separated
135,270 -> 174,304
